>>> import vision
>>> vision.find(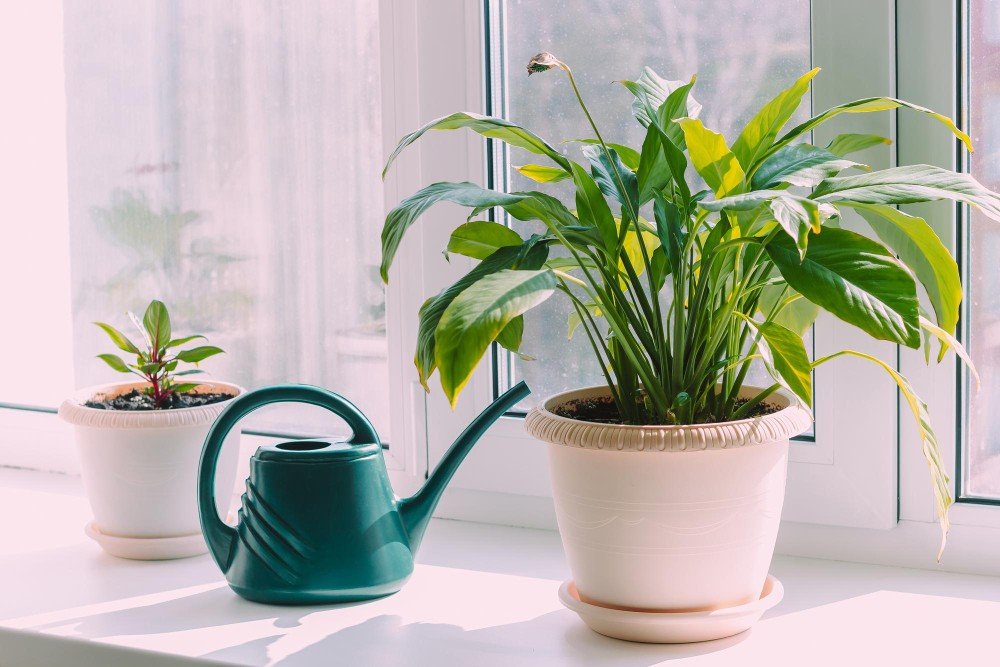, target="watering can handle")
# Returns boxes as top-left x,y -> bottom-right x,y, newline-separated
197,384 -> 380,572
